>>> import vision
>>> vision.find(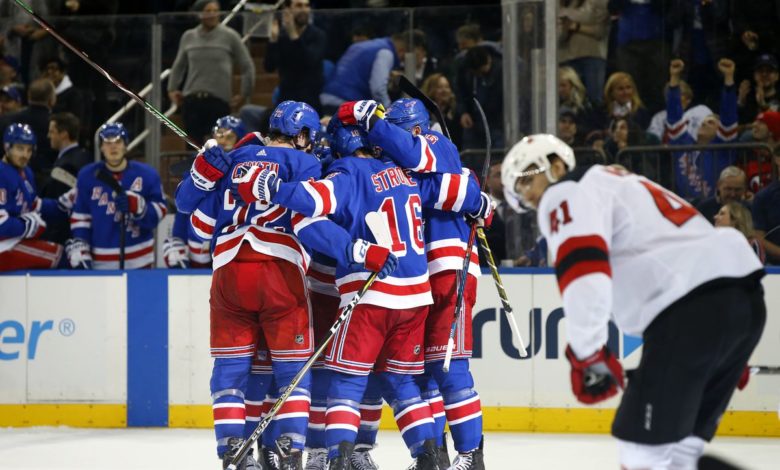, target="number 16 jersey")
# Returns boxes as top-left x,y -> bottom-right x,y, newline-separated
538,165 -> 764,359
